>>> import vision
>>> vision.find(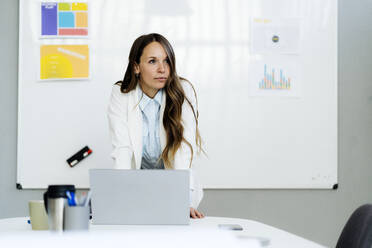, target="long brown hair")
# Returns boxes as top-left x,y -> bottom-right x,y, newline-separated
115,33 -> 203,169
